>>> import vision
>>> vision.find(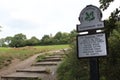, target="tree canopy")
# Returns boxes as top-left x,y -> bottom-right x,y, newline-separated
0,30 -> 75,47
99,0 -> 114,10
9,33 -> 27,47
104,8 -> 120,37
